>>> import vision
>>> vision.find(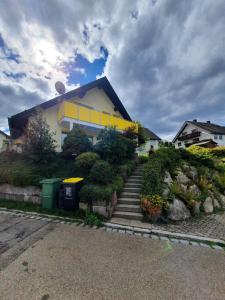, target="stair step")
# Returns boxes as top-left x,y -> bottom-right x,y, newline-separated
113,211 -> 142,221
118,198 -> 140,205
129,175 -> 142,178
125,183 -> 142,188
121,192 -> 140,199
126,180 -> 142,185
116,204 -> 141,213
123,187 -> 141,193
